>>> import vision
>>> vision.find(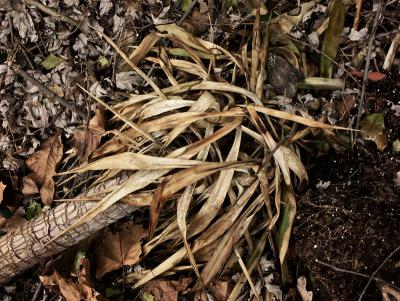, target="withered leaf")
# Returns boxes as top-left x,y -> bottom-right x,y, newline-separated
24,133 -> 63,205
40,270 -> 105,301
22,176 -> 39,196
95,222 -> 147,279
0,181 -> 6,204
73,109 -> 105,161
141,278 -> 192,301
360,113 -> 388,151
